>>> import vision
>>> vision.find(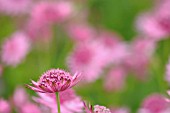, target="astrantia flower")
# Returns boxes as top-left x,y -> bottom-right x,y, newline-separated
13,87 -> 41,113
30,1 -> 73,25
83,102 -> 111,113
1,32 -> 30,66
104,66 -> 126,92
94,105 -> 111,113
66,24 -> 95,41
33,89 -> 83,113
26,69 -> 81,93
140,94 -> 169,113
20,103 -> 41,113
0,99 -> 11,113
0,0 -> 32,15
67,42 -> 106,82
